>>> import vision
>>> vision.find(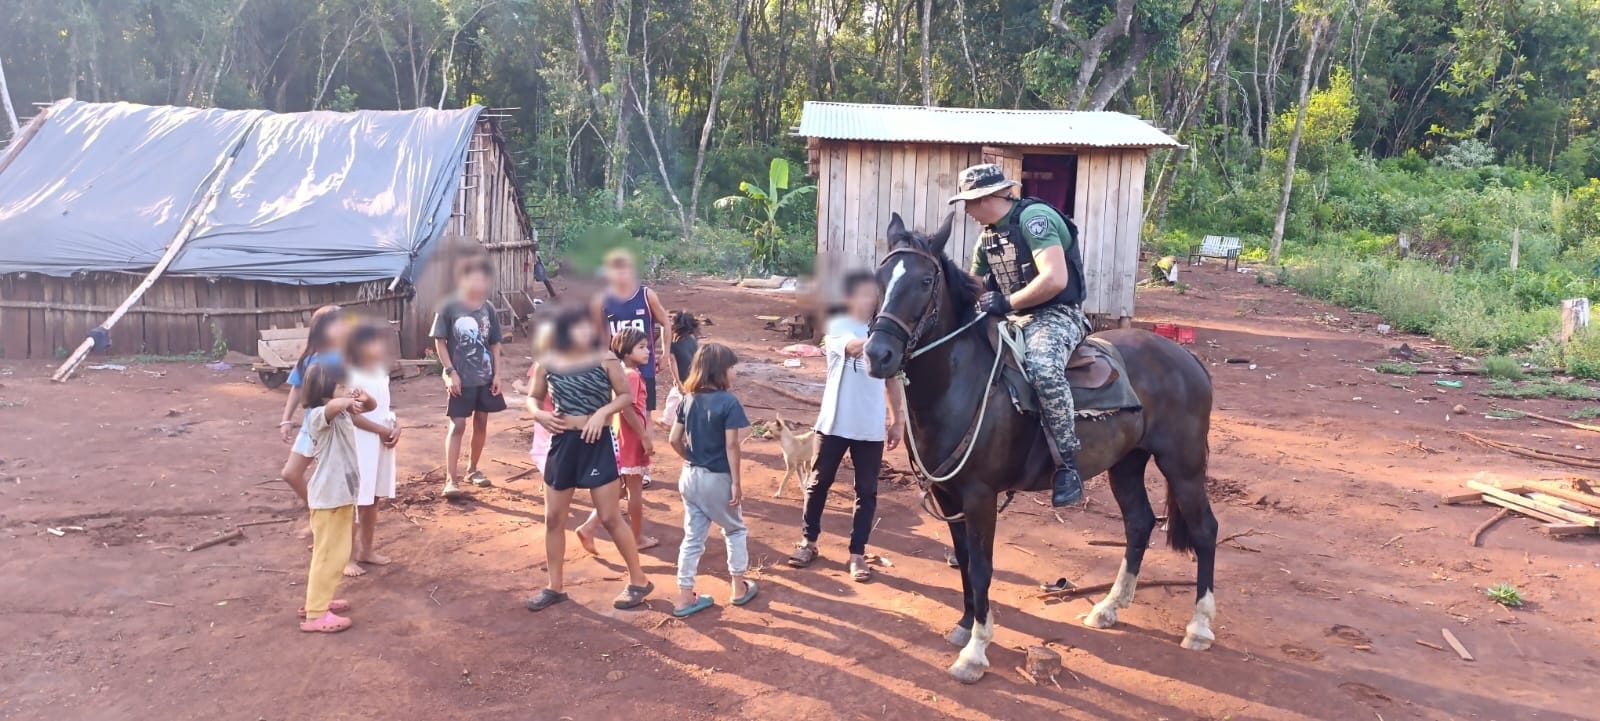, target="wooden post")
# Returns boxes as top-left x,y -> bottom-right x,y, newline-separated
52,146 -> 244,382
1561,298 -> 1590,345
1509,227 -> 1520,272
0,57 -> 18,135
0,105 -> 50,178
1396,231 -> 1409,259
